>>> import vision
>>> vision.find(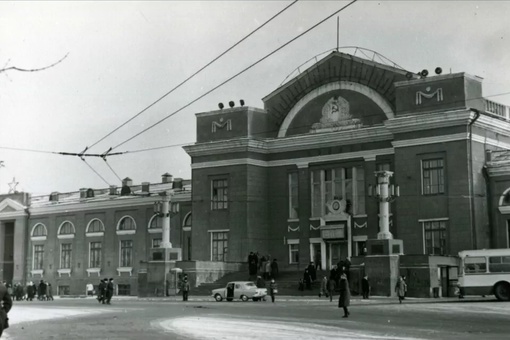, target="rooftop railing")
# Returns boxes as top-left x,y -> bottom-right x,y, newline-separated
485,99 -> 510,120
